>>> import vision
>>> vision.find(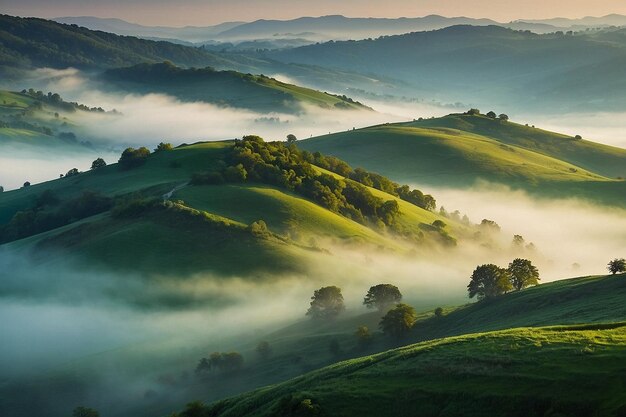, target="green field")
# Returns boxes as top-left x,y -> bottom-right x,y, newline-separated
299,114 -> 626,205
